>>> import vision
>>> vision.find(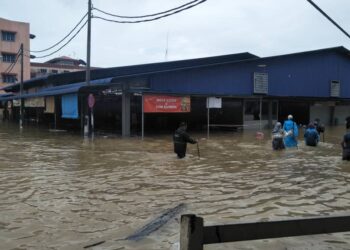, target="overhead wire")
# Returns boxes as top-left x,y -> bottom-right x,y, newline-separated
31,20 -> 88,59
93,0 -> 207,24
4,55 -> 19,74
93,0 -> 201,19
306,0 -> 350,39
29,12 -> 88,53
23,1 -> 207,61
3,49 -> 21,74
